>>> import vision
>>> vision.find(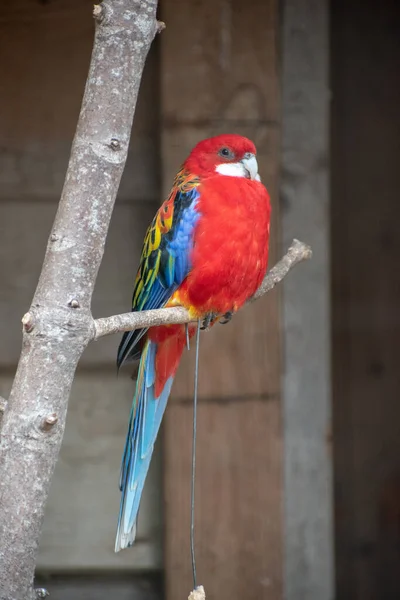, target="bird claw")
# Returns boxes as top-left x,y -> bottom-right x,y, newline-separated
200,313 -> 217,330
219,311 -> 233,325
200,311 -> 233,330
